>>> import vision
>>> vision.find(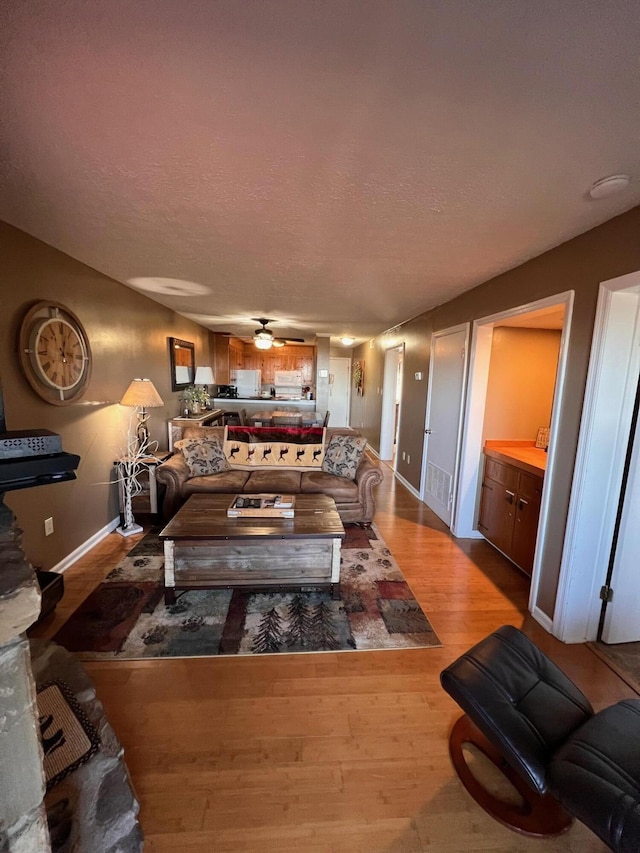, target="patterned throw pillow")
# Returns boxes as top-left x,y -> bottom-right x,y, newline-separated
321,434 -> 367,480
175,435 -> 230,477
